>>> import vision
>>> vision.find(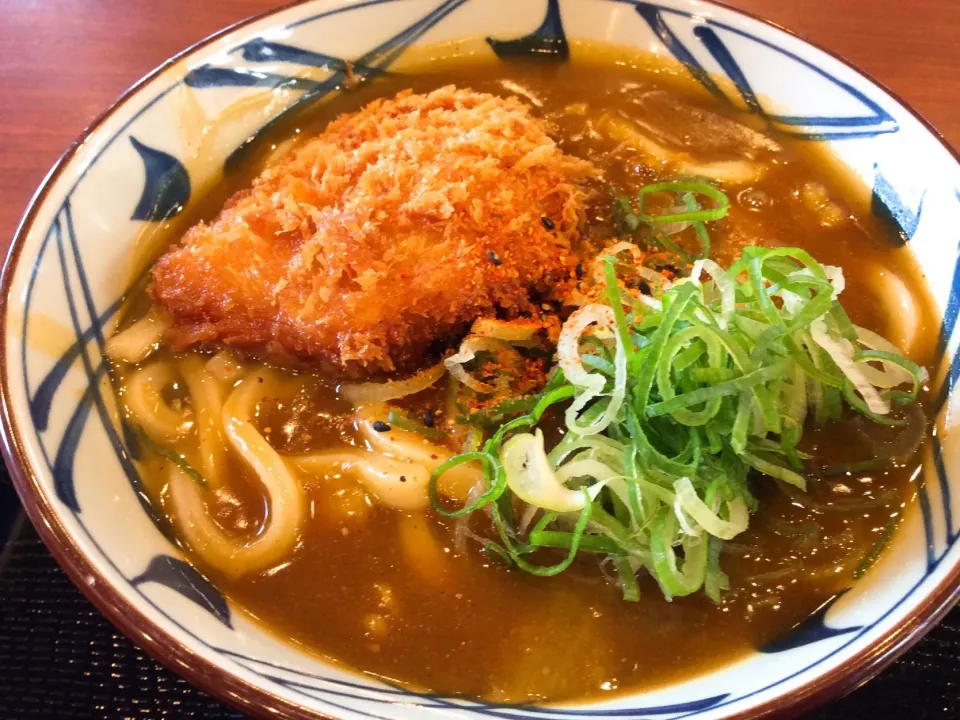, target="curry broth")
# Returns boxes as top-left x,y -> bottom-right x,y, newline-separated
110,41 -> 940,703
